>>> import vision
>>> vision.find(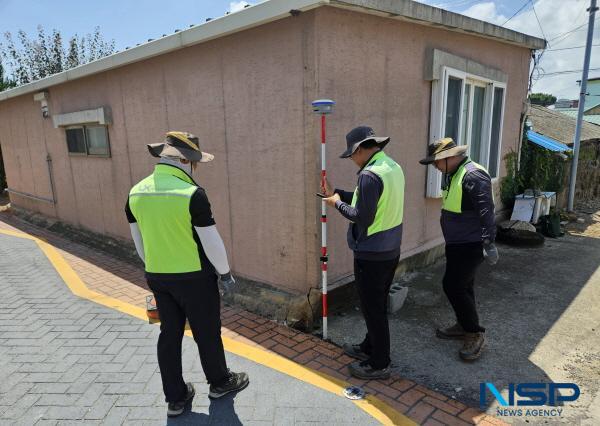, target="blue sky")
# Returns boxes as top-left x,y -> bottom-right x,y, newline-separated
0,0 -> 526,50
0,0 -> 595,99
